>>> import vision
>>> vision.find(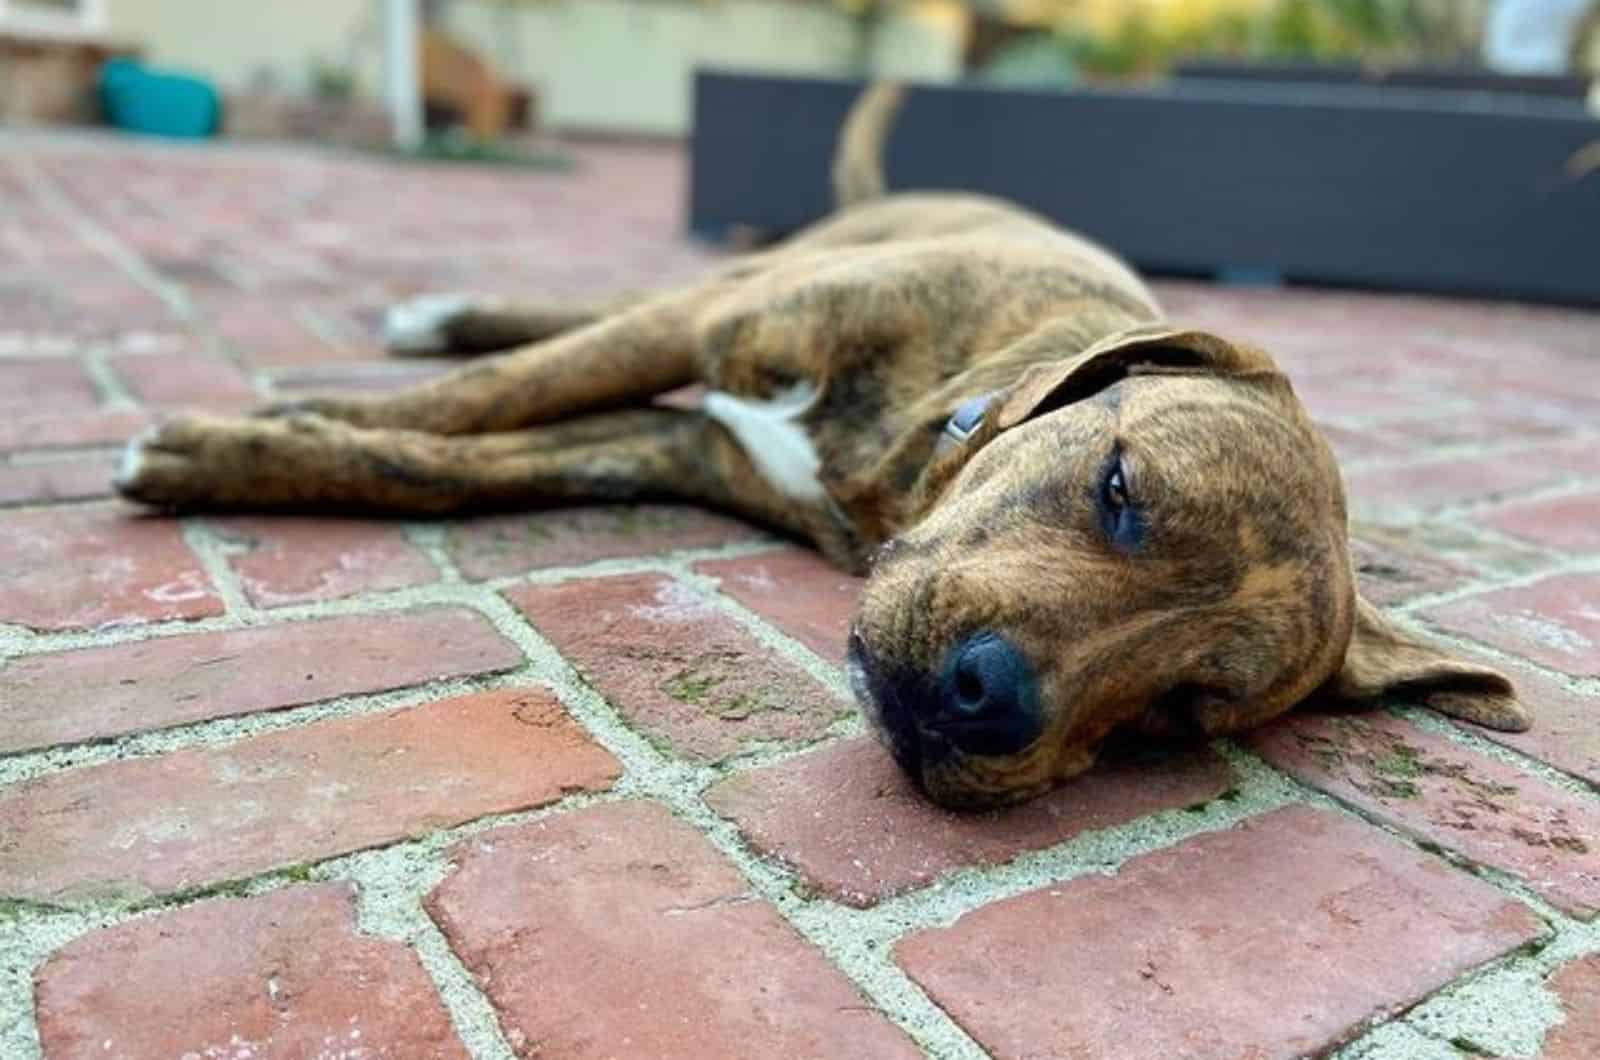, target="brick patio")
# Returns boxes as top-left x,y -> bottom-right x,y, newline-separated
1,130 -> 1598,1060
